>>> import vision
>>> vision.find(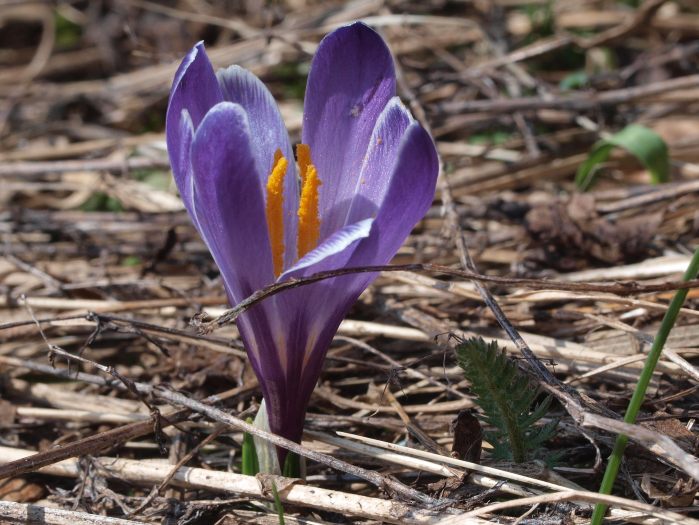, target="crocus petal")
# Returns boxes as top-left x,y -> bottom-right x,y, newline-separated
242,218 -> 373,448
349,122 -> 439,268
280,218 -> 373,279
247,125 -> 437,450
302,22 -> 396,238
344,97 -> 413,224
170,109 -> 197,219
218,66 -> 299,267
285,125 -> 439,414
166,42 -> 223,208
190,101 -> 275,301
248,279 -> 354,447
